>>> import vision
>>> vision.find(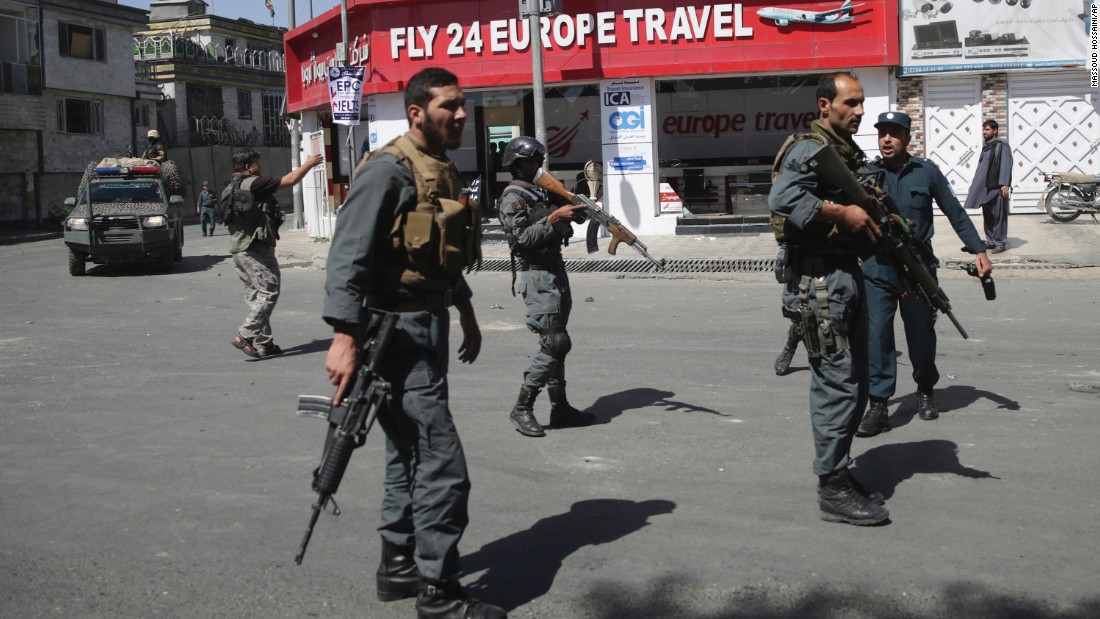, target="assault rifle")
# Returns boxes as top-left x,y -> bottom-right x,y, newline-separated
805,144 -> 969,339
293,310 -> 399,565
533,168 -> 666,271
